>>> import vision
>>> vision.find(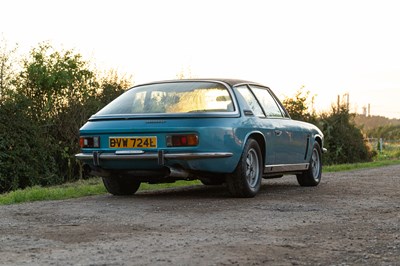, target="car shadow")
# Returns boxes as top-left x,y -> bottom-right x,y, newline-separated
135,184 -> 230,199
121,179 -> 303,200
